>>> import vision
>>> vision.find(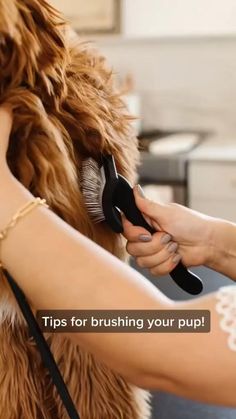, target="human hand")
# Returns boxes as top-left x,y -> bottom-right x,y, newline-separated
123,216 -> 180,276
0,105 -> 13,170
123,185 -> 215,276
